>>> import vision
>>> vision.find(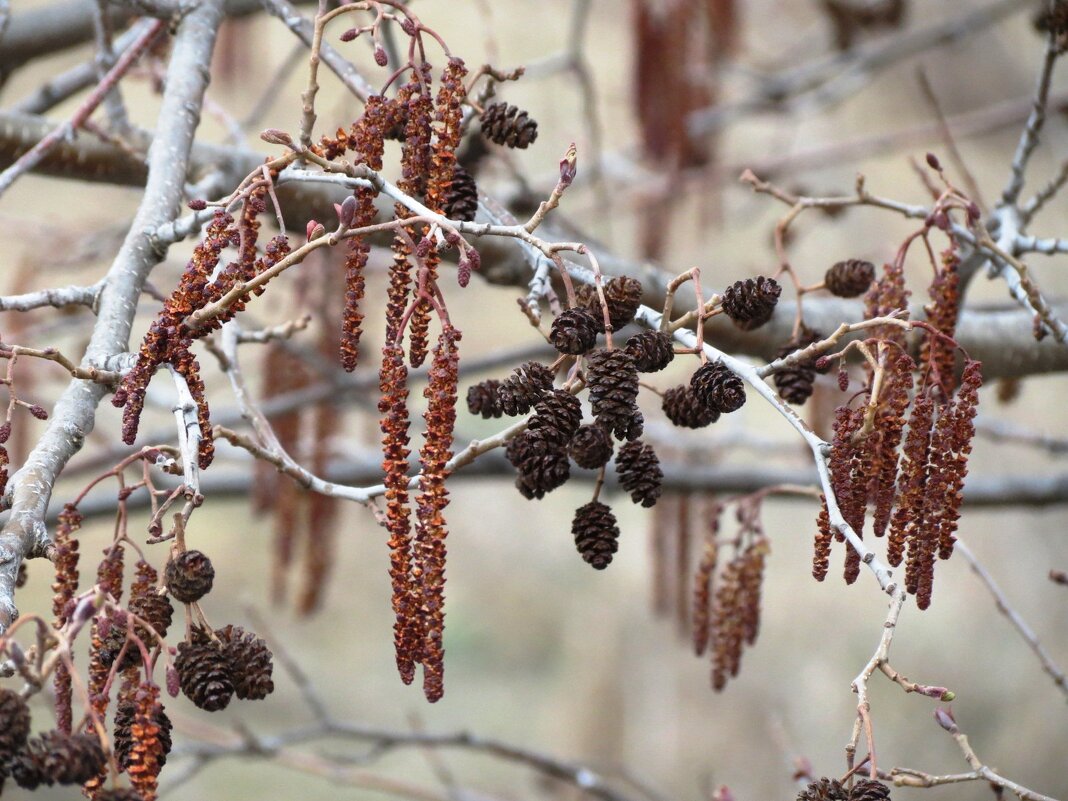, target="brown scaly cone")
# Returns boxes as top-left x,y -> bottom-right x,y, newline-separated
849,779 -> 892,801
528,389 -> 583,447
506,429 -> 571,499
164,550 -> 214,603
825,259 -> 876,298
772,327 -> 826,406
480,101 -> 539,148
0,688 -> 31,792
174,628 -> 234,712
797,777 -> 850,801
549,308 -> 599,355
576,276 -> 644,332
586,348 -> 643,440
466,379 -> 503,418
624,330 -> 674,372
11,731 -> 106,789
444,163 -> 479,222
572,501 -> 621,569
662,385 -> 719,429
496,361 -> 554,416
217,625 -> 275,700
614,441 -> 663,508
690,362 -> 746,413
568,424 -> 614,469
720,275 -> 781,330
